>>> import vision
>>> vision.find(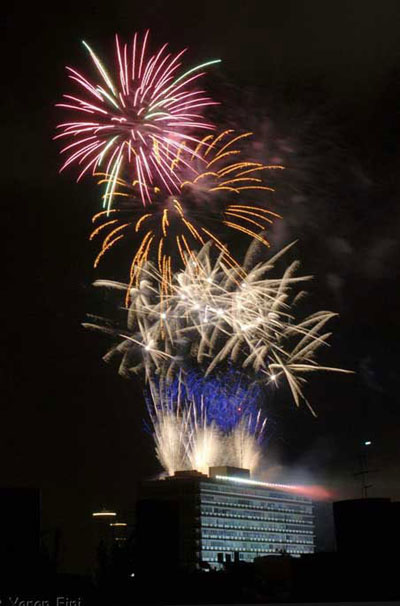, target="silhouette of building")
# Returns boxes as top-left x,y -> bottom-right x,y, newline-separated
136,466 -> 314,571
287,497 -> 400,602
90,508 -> 132,578
91,508 -> 117,549
313,500 -> 336,552
0,486 -> 41,575
333,497 -> 394,554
